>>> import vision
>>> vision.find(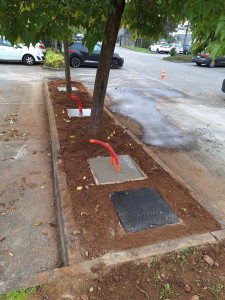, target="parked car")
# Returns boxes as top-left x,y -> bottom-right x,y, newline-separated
75,33 -> 84,41
169,44 -> 183,54
149,42 -> 170,53
0,37 -> 45,65
20,41 -> 46,55
192,52 -> 225,67
183,44 -> 192,55
69,42 -> 124,69
222,79 -> 225,93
